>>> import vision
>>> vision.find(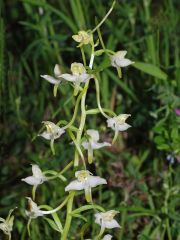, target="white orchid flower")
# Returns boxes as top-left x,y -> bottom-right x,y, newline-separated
26,198 -> 44,219
65,170 -> 107,202
38,121 -> 65,154
107,114 -> 131,132
26,198 -> 66,219
82,129 -> 111,164
0,209 -> 15,239
60,62 -> 92,95
95,210 -> 120,232
103,234 -> 113,240
110,51 -> 134,68
39,121 -> 65,140
22,165 -> 47,186
41,64 -> 61,85
72,30 -> 92,46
